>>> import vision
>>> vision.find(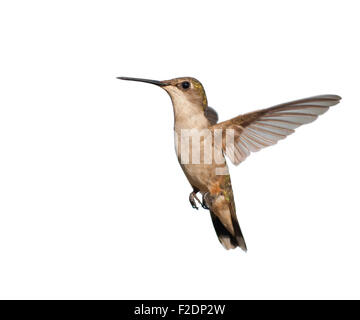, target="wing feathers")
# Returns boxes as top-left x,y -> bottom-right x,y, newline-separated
263,113 -> 318,124
204,106 -> 219,125
212,94 -> 341,165
257,119 -> 301,130
275,106 -> 330,115
250,123 -> 294,135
